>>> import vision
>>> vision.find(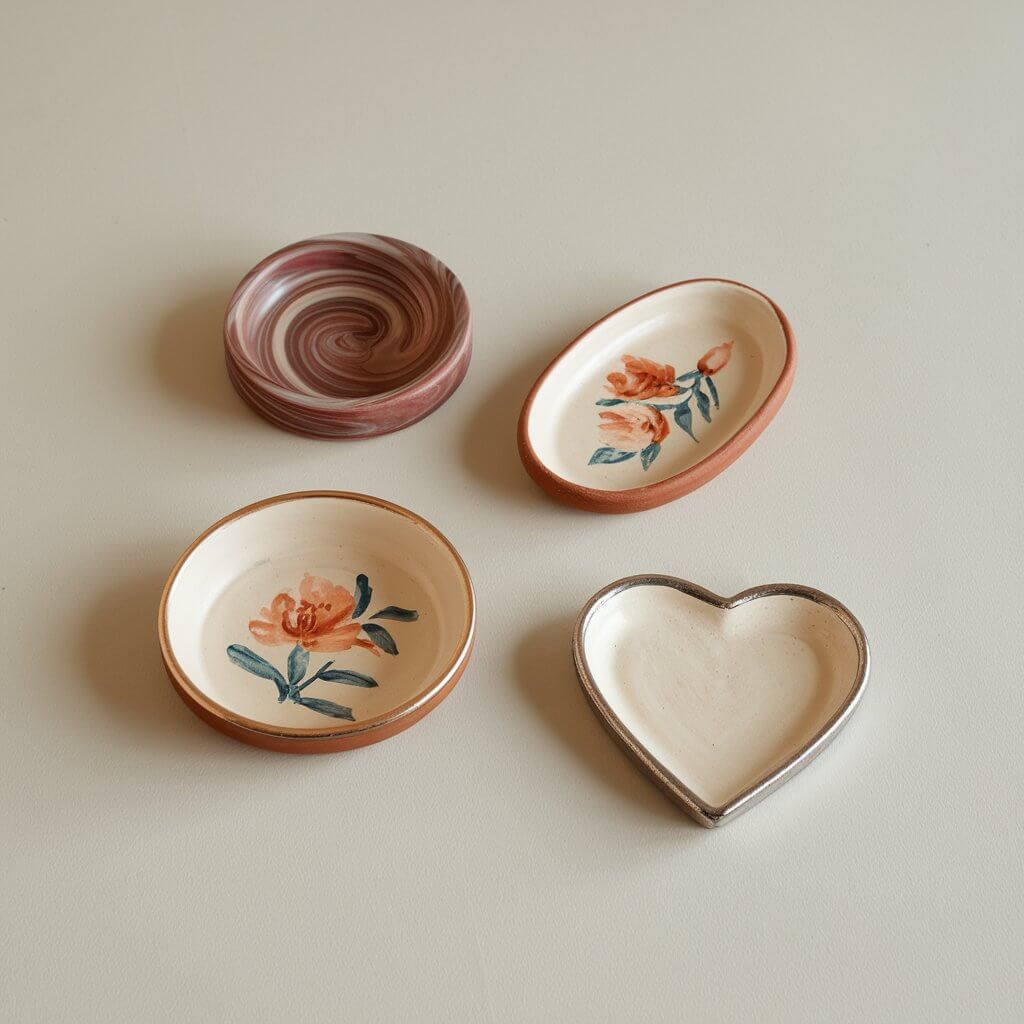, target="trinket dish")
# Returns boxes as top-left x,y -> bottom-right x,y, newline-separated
573,575 -> 868,825
518,279 -> 795,512
225,234 -> 472,439
159,491 -> 475,752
